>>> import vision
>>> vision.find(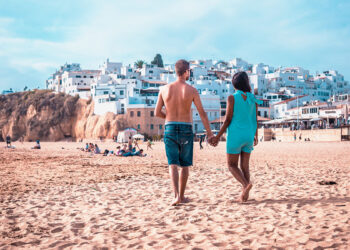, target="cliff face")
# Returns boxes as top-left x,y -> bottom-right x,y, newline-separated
0,90 -> 128,141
